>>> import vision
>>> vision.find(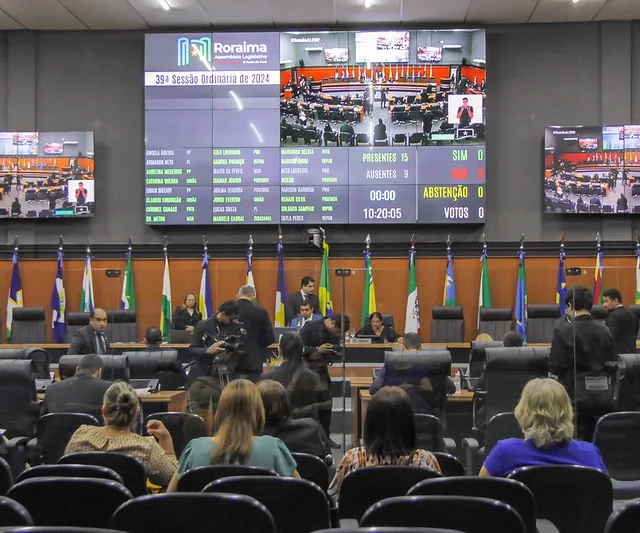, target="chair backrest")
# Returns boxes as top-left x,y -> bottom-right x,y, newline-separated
0,348 -> 50,379
124,350 -> 185,390
590,305 -> 608,323
430,307 -> 464,343
0,457 -> 12,496
382,350 -> 451,416
431,452 -> 464,477
58,355 -> 129,382
0,496 -> 33,527
605,498 -> 640,533
176,464 -> 277,492
482,347 -> 549,422
112,493 -> 276,533
509,465 -> 612,533
484,413 -> 523,451
313,530 -> 464,533
629,305 -> 640,339
16,465 -> 122,486
478,308 -> 513,340
65,312 -> 90,343
105,310 -> 137,343
143,412 -> 208,459
618,354 -> 640,410
338,466 -> 442,521
11,307 -> 46,344
35,413 -> 100,464
414,413 -> 445,452
526,304 -> 561,343
7,477 -> 131,527
291,452 -> 329,492
592,411 -> 640,481
58,452 -> 146,497
0,528 -> 131,533
0,360 -> 37,438
468,341 -> 503,390
204,475 -> 330,533
408,477 -> 535,533
360,495 -> 525,533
